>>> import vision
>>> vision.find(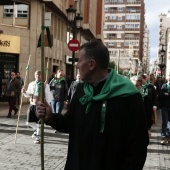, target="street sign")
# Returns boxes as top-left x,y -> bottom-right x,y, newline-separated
68,58 -> 79,62
68,39 -> 80,51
